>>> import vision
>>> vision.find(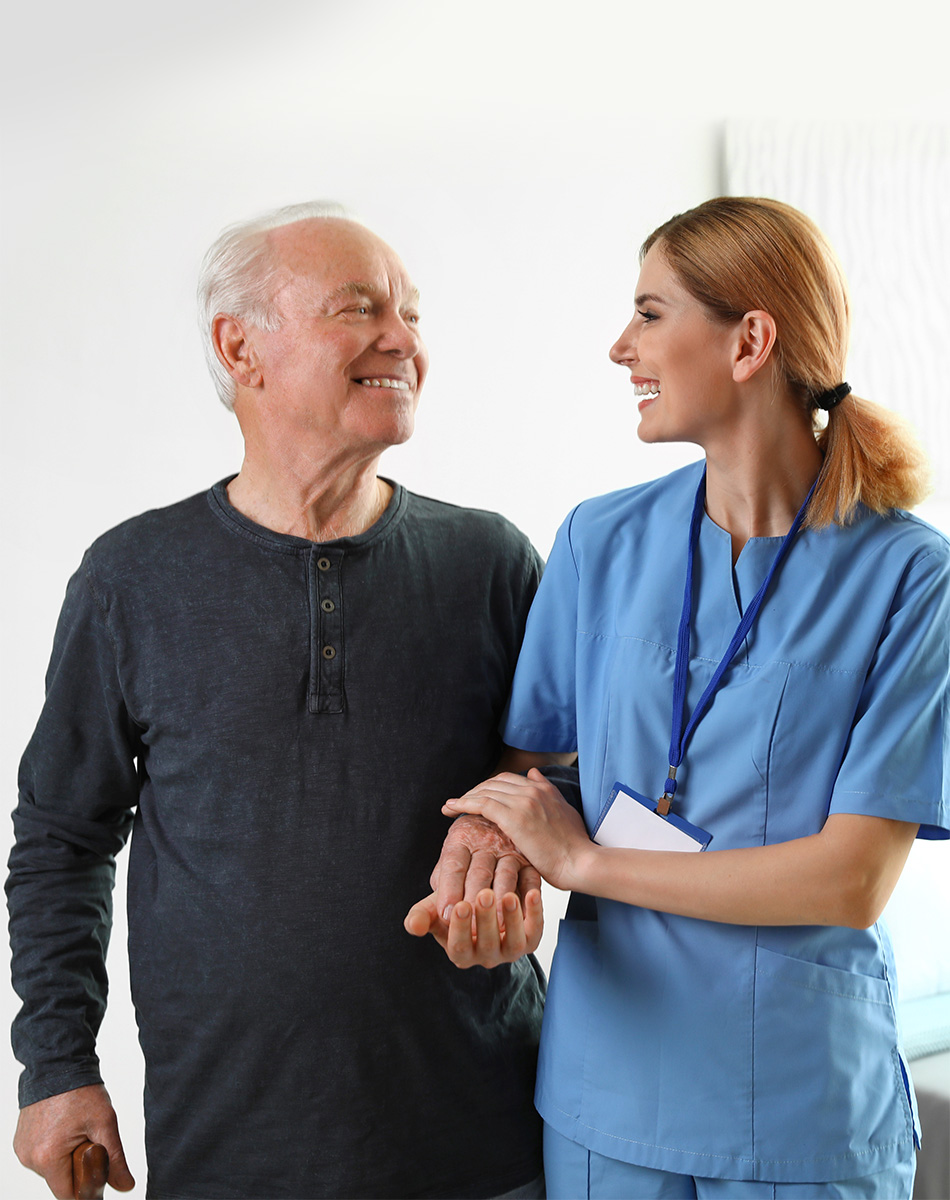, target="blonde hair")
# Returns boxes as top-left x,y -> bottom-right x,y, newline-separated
642,197 -> 931,527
